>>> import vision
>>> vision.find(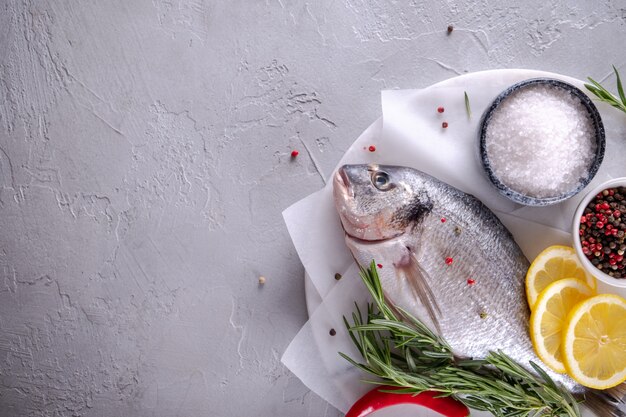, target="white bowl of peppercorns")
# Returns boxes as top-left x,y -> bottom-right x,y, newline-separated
573,178 -> 626,296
